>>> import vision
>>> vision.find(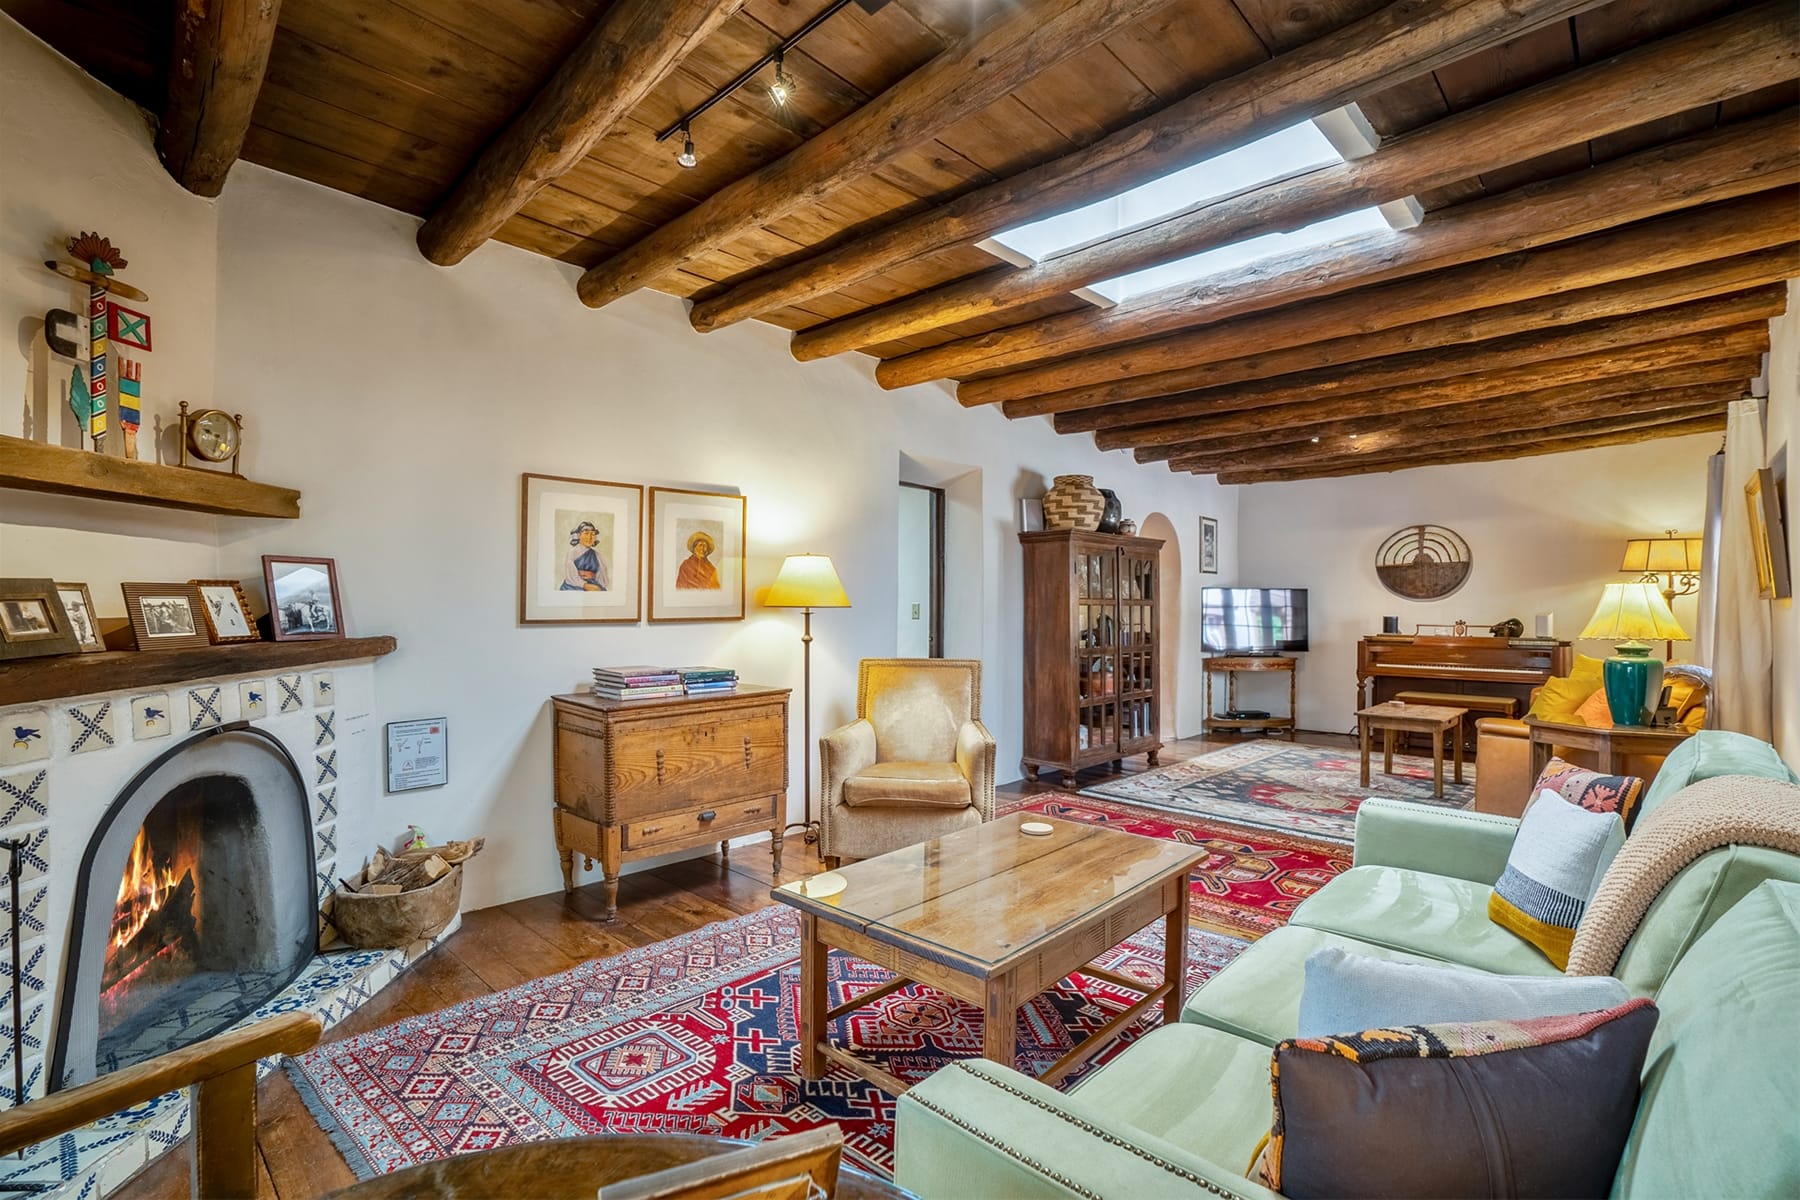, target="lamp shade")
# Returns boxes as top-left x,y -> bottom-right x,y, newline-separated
1579,581 -> 1688,643
1620,533 -> 1703,575
766,554 -> 850,609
